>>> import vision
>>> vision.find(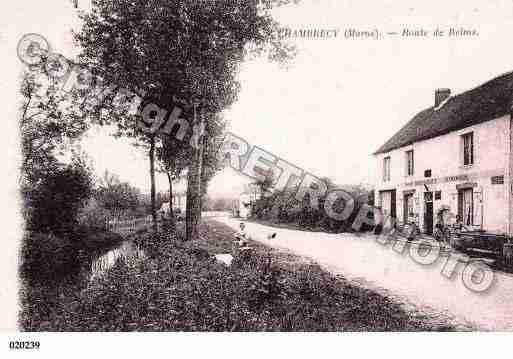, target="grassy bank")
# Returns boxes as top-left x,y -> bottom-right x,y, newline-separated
21,220 -> 457,331
20,226 -> 124,285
